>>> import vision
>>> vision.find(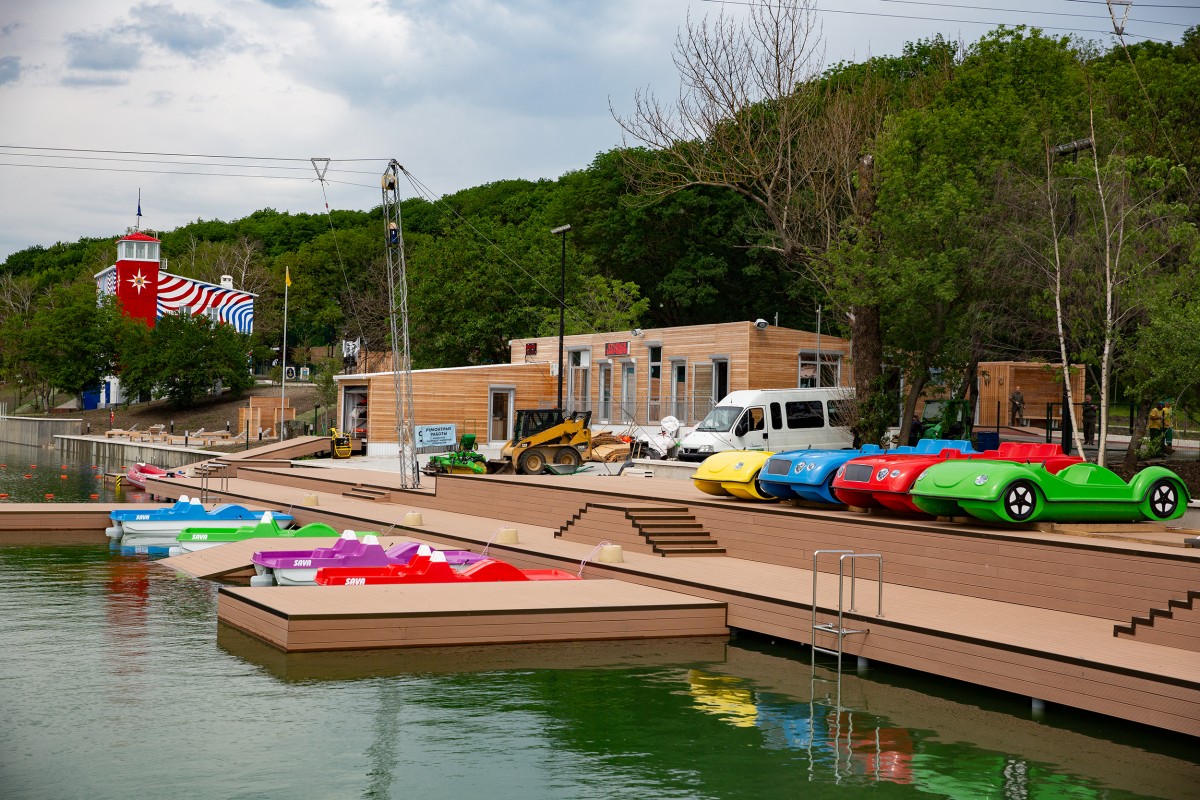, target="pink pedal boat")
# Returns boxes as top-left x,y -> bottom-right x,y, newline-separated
251,533 -> 486,586
315,549 -> 580,586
